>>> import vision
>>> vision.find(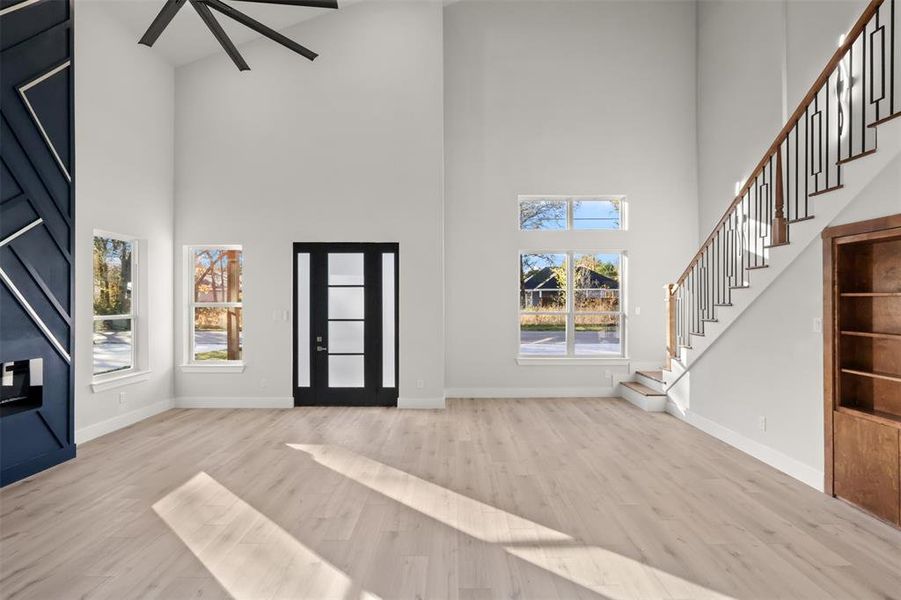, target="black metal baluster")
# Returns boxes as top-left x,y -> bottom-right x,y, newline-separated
889,0 -> 895,115
863,23 -> 868,150
876,8 -> 883,122
826,82 -> 832,189
794,122 -> 799,219
850,43 -> 855,156
804,107 -> 810,215
767,157 -> 773,247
